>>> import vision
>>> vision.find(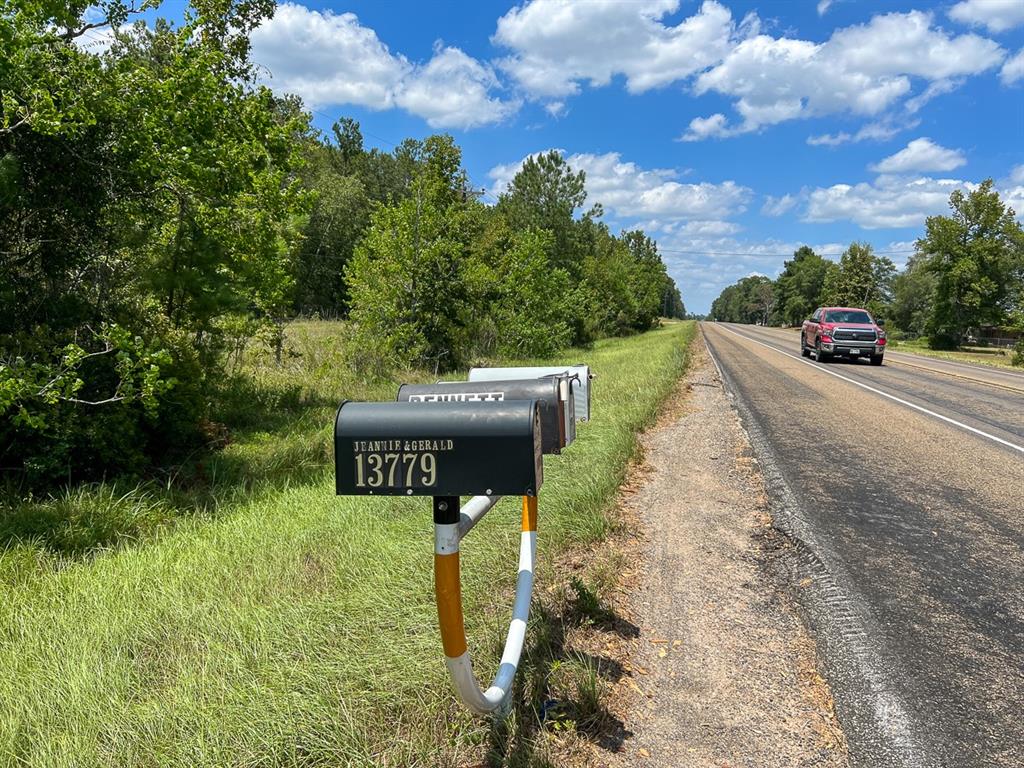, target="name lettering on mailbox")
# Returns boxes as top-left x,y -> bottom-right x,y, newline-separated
407,392 -> 504,403
352,439 -> 455,489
